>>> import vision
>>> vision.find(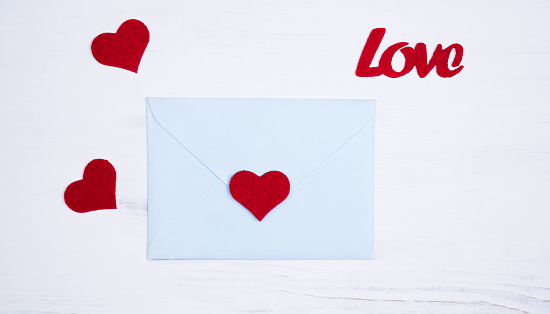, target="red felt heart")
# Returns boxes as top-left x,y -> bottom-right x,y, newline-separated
64,159 -> 117,213
229,171 -> 290,221
91,19 -> 149,73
